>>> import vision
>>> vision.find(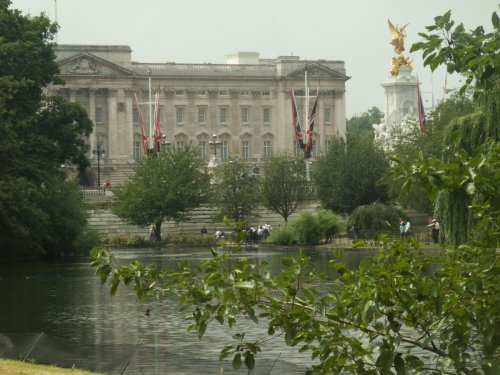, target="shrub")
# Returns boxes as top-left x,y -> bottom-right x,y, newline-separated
104,235 -> 148,247
316,209 -> 344,242
348,203 -> 403,231
268,225 -> 296,245
292,213 -> 323,245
